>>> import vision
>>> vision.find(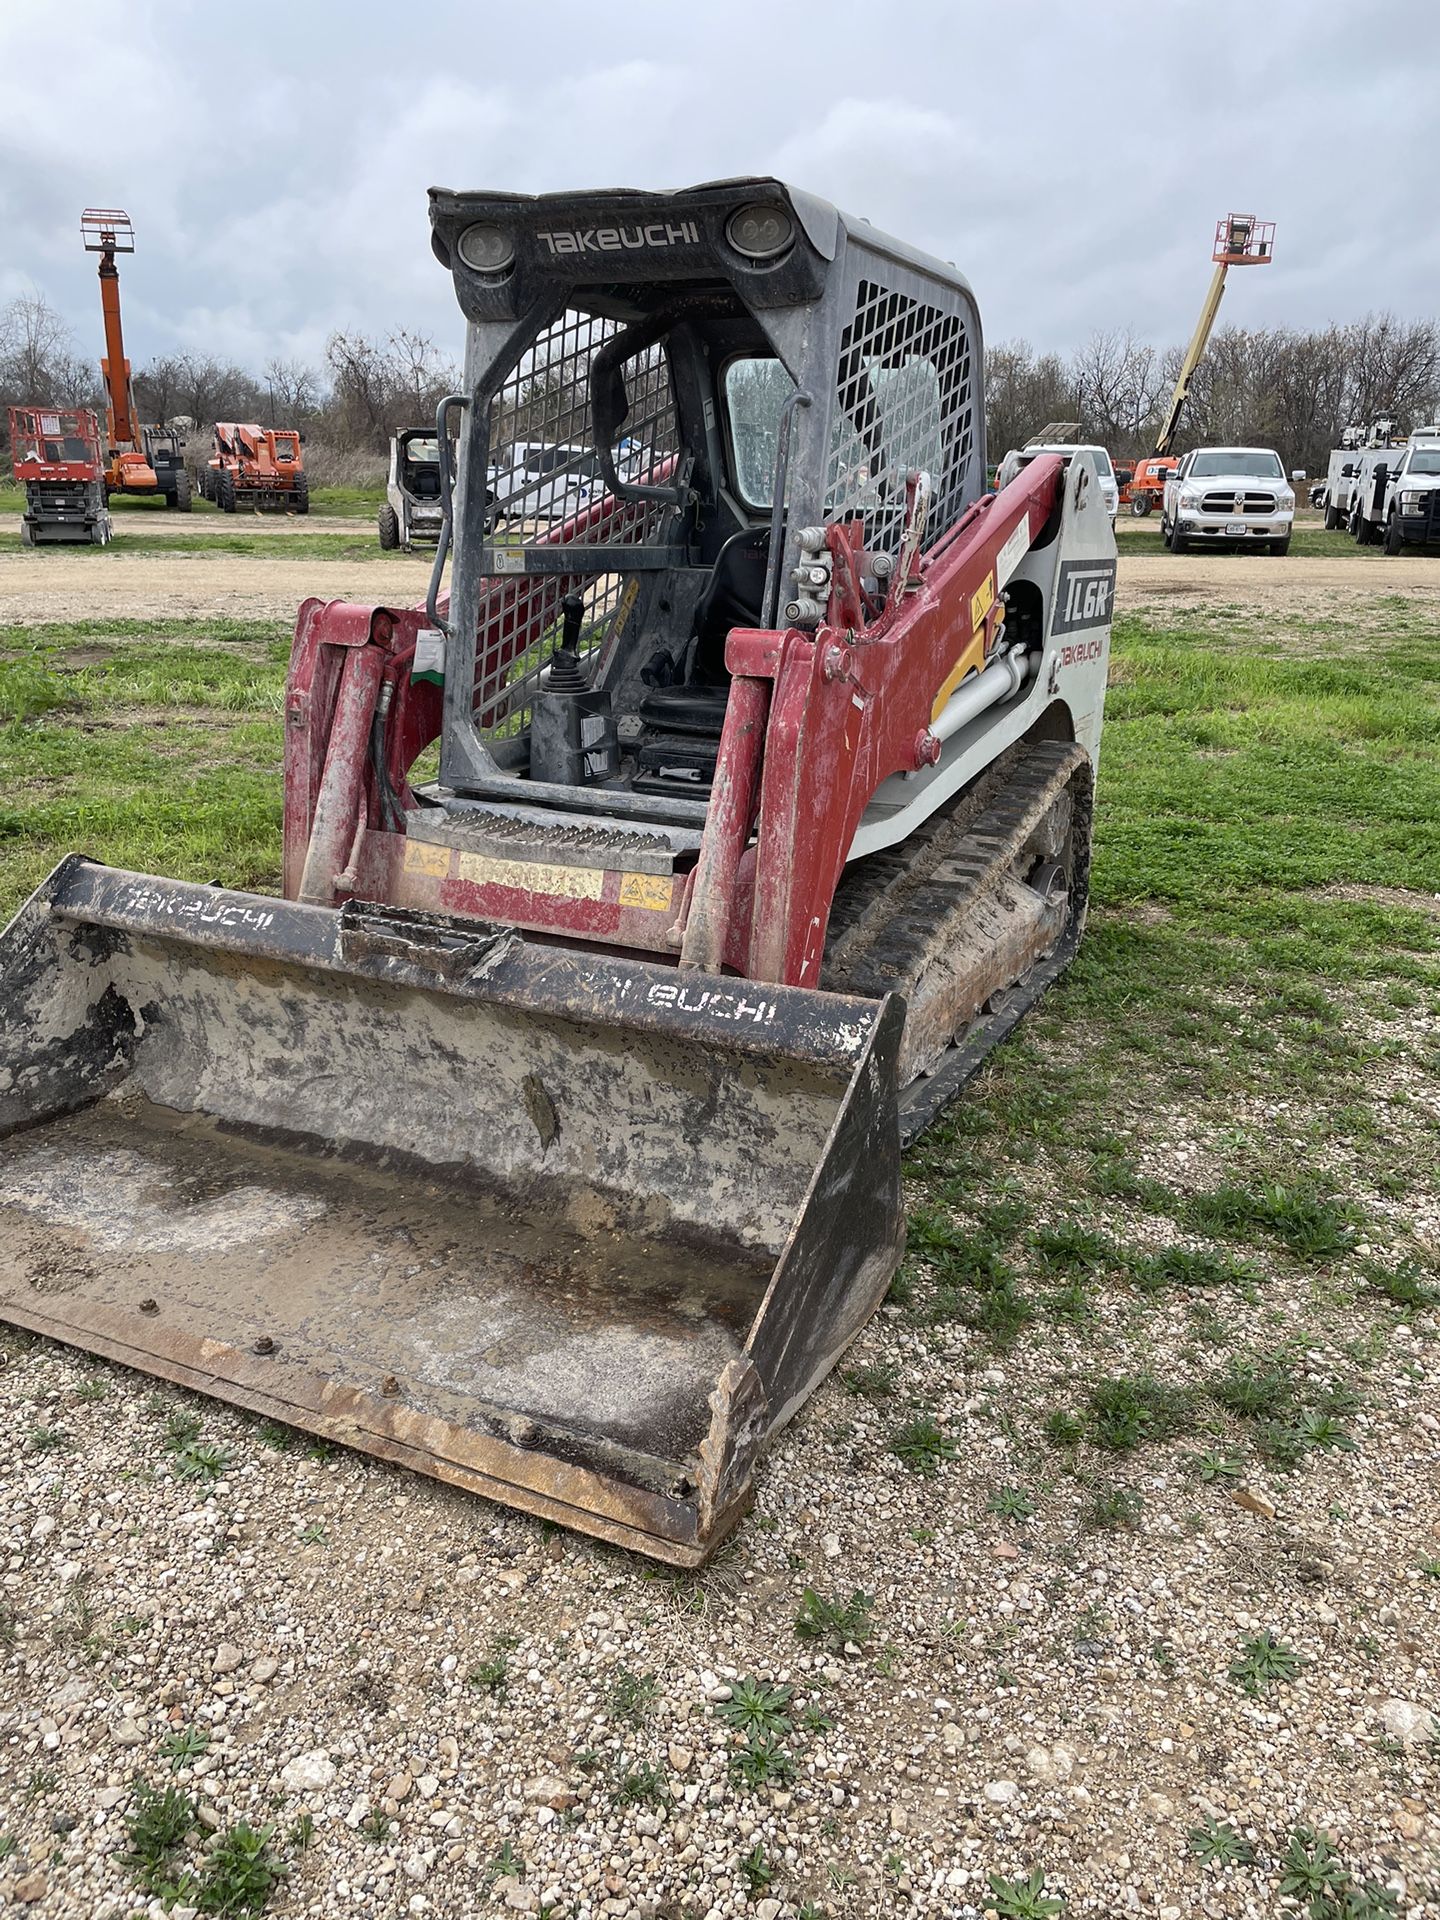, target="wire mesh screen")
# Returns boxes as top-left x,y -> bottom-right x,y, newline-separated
825,278 -> 975,556
475,311 -> 679,735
